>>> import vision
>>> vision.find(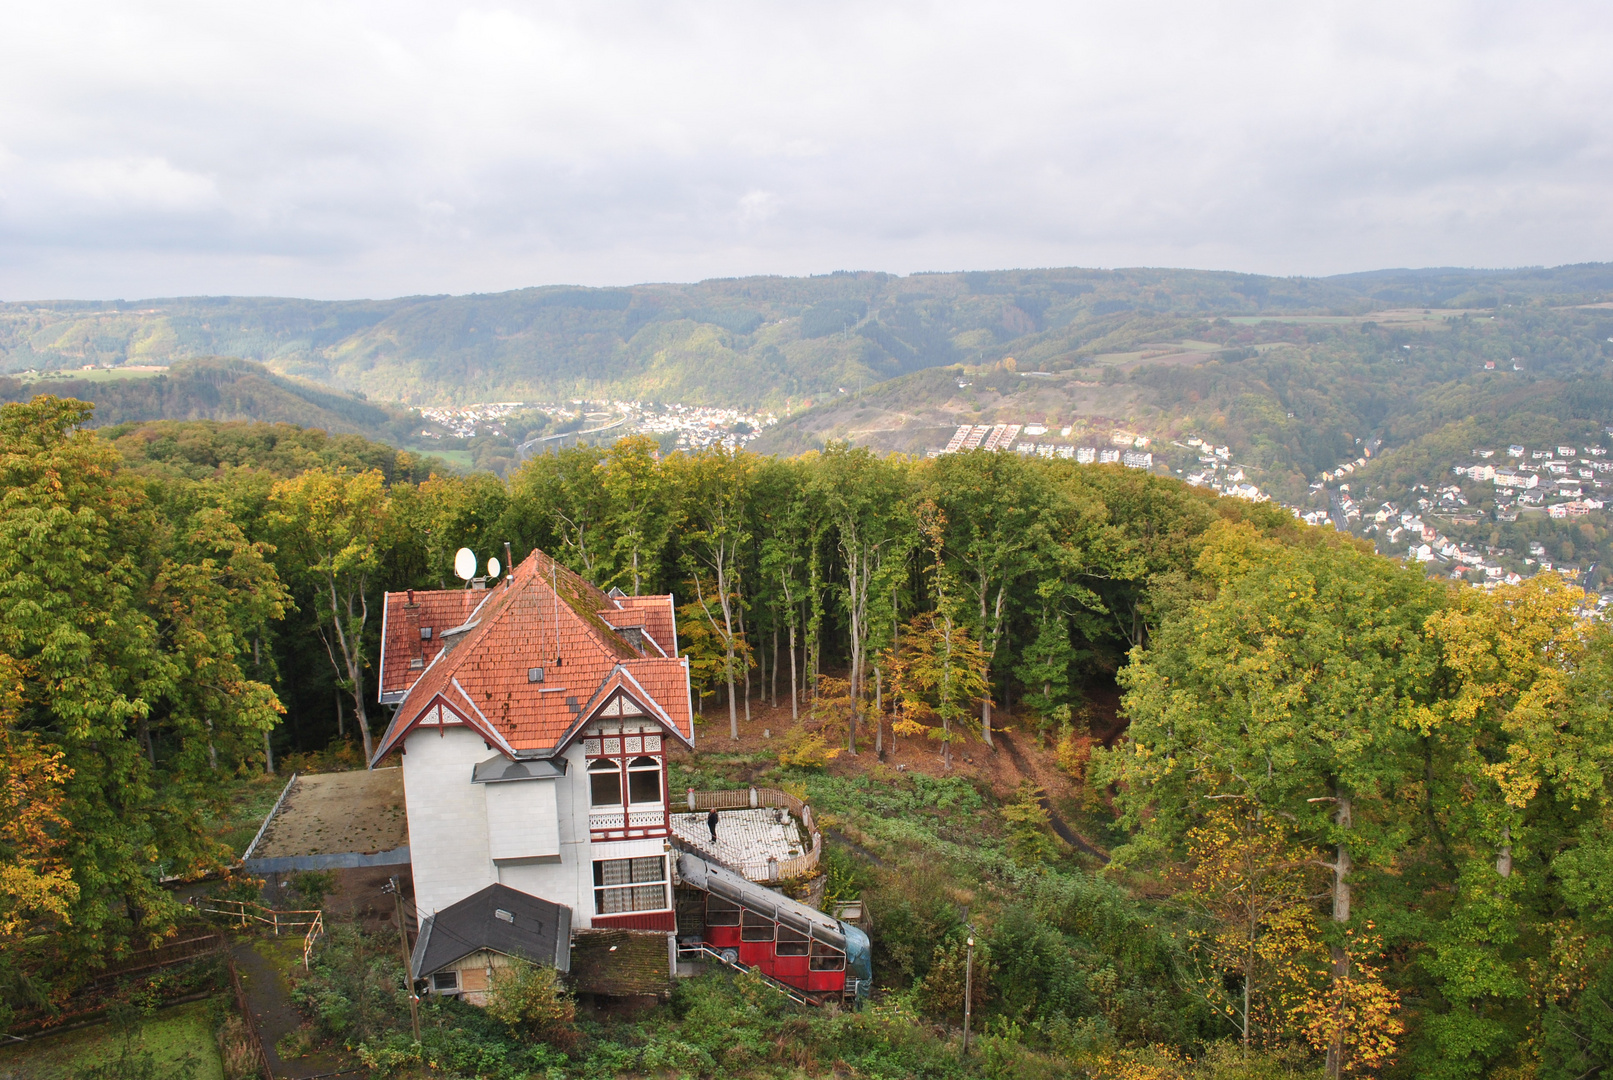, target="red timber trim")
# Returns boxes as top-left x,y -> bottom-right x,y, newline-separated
591,910 -> 676,932
582,688 -> 672,842
384,689 -> 517,758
